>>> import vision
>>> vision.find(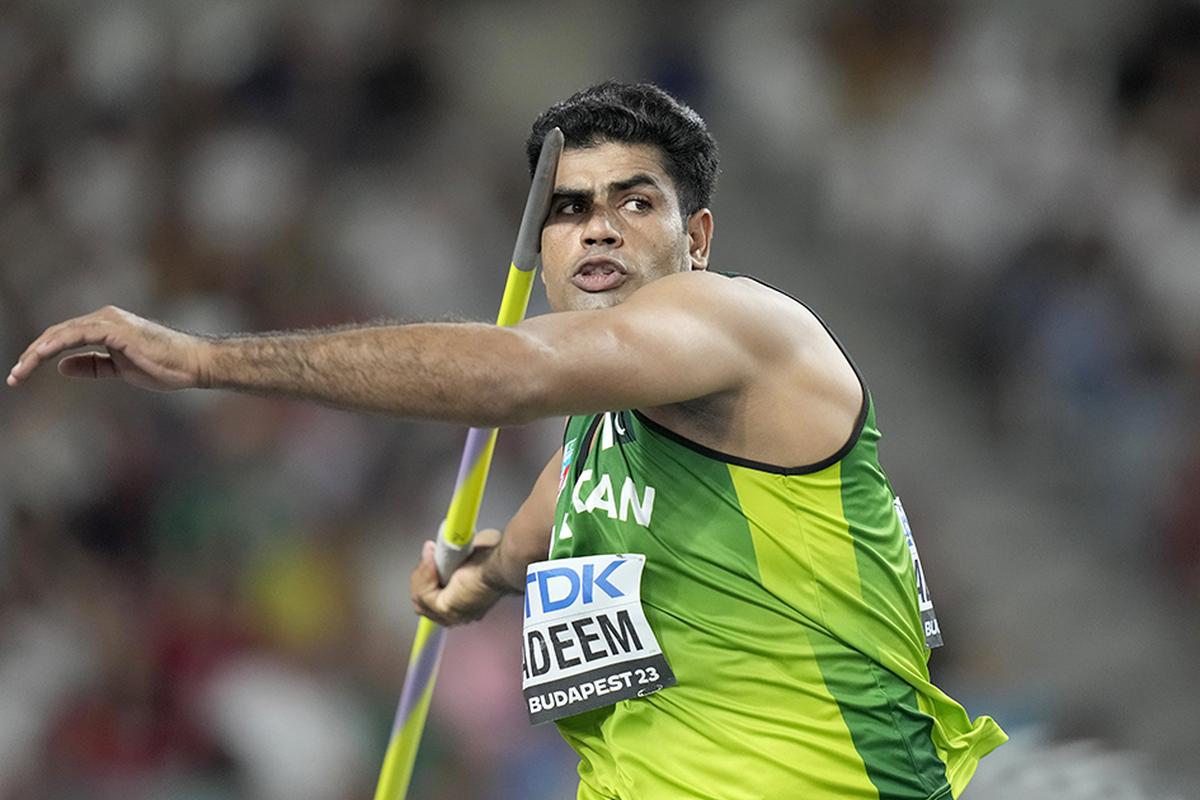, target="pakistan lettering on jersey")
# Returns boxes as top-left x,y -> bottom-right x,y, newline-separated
546,278 -> 1007,800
